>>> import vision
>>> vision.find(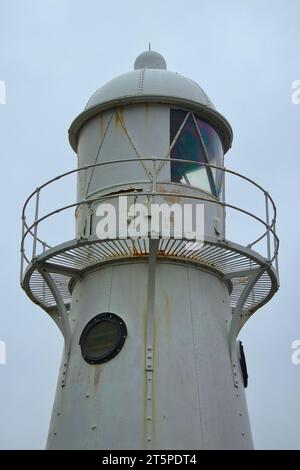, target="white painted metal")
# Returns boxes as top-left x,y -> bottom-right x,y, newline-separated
21,50 -> 280,450
68,53 -> 233,153
47,261 -> 252,450
134,50 -> 167,70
